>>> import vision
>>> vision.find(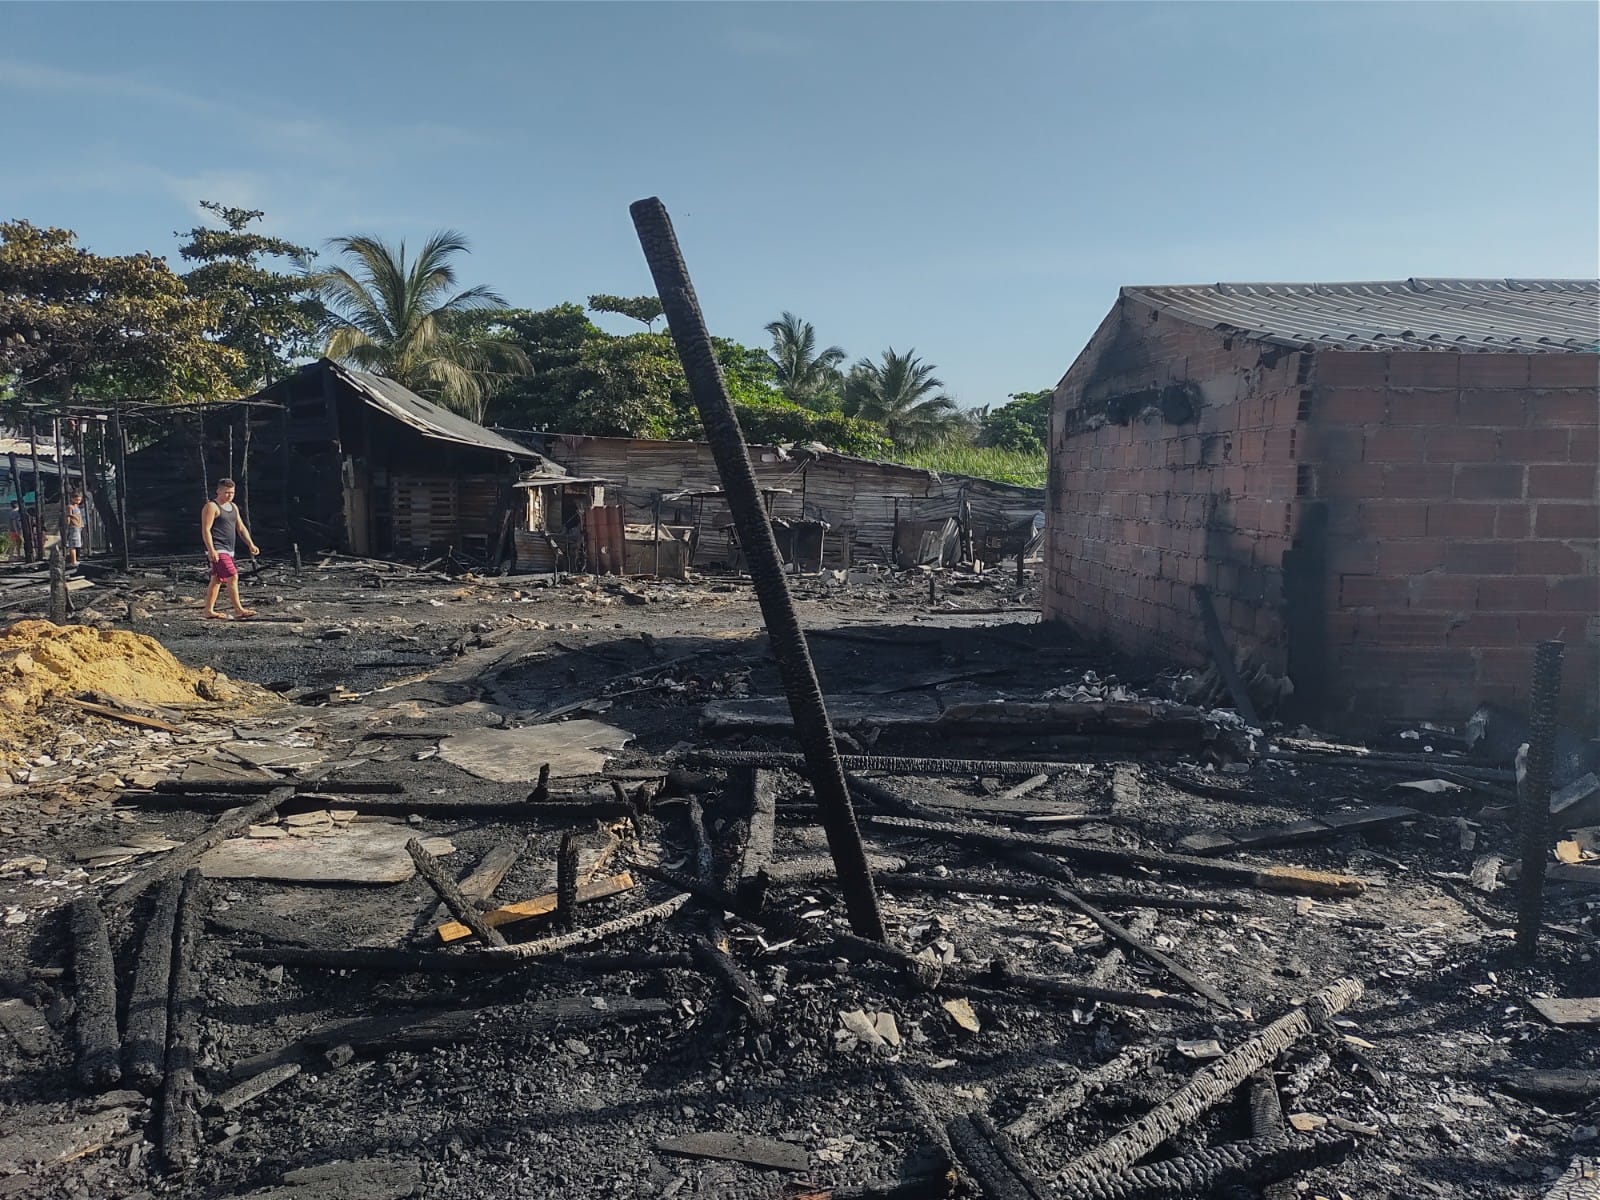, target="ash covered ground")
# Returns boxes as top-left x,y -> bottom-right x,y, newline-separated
0,556 -> 1595,1200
